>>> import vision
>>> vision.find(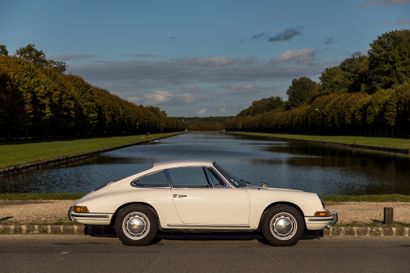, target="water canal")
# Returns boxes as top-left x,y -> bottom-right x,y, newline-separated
1,132 -> 409,194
